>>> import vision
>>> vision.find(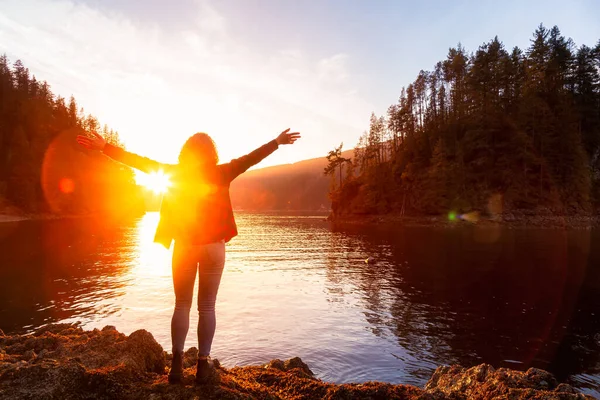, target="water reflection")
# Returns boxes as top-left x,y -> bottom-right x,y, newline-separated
0,217 -> 134,332
327,223 -> 599,394
134,212 -> 172,277
0,213 -> 599,396
69,214 -> 174,335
